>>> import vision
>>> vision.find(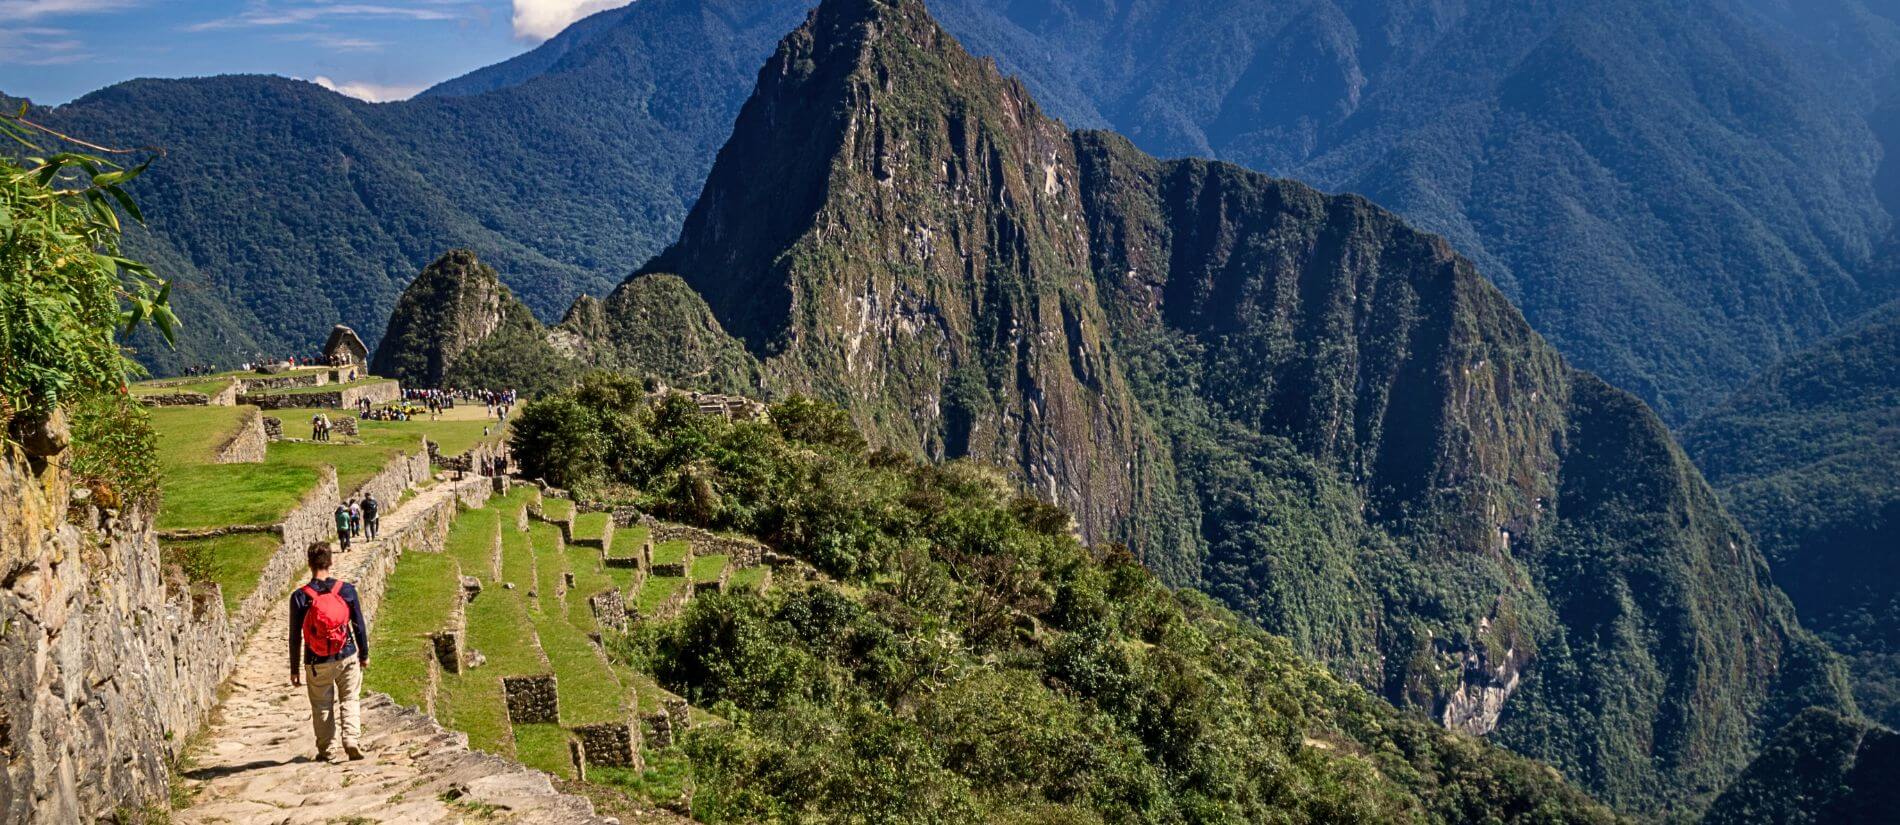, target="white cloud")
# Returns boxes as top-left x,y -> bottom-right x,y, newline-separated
186,2 -> 465,33
310,74 -> 424,102
511,0 -> 630,42
0,26 -> 87,65
0,0 -> 140,21
277,31 -> 387,51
